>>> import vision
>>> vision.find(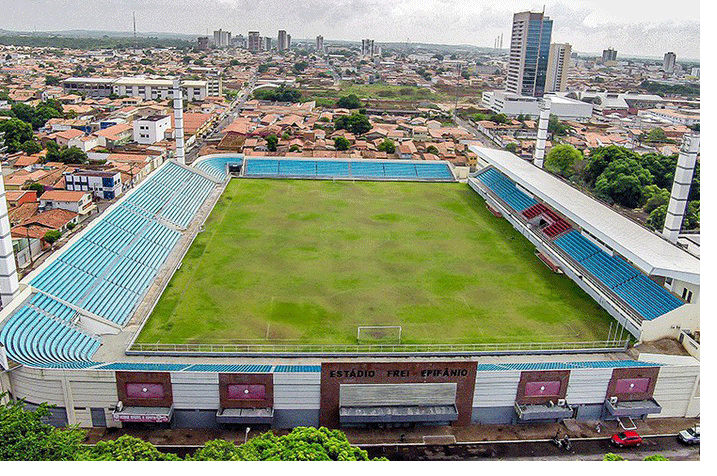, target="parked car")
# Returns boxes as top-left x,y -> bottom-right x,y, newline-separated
611,430 -> 643,447
678,426 -> 700,445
